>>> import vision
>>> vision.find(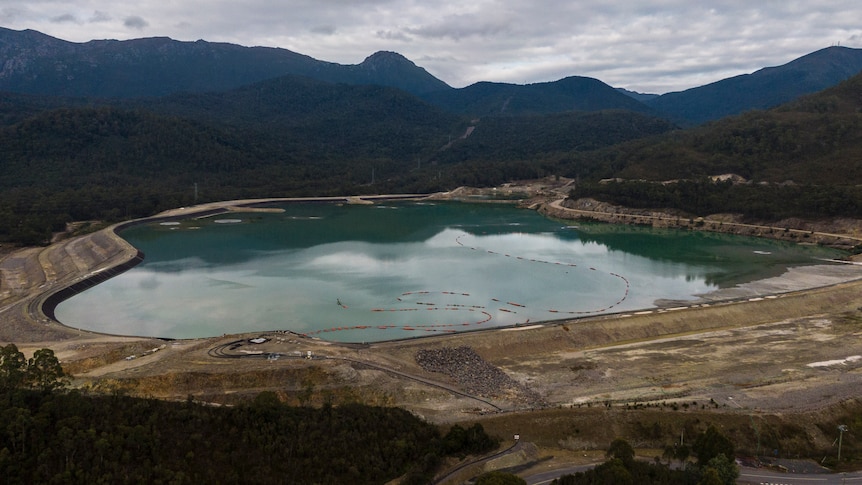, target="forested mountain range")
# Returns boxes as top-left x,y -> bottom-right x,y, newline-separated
418,76 -> 656,117
0,27 -> 449,97
3,28 -> 861,124
644,46 -> 862,125
2,27 -> 862,246
570,71 -> 862,185
565,72 -> 862,222
0,71 -> 677,245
